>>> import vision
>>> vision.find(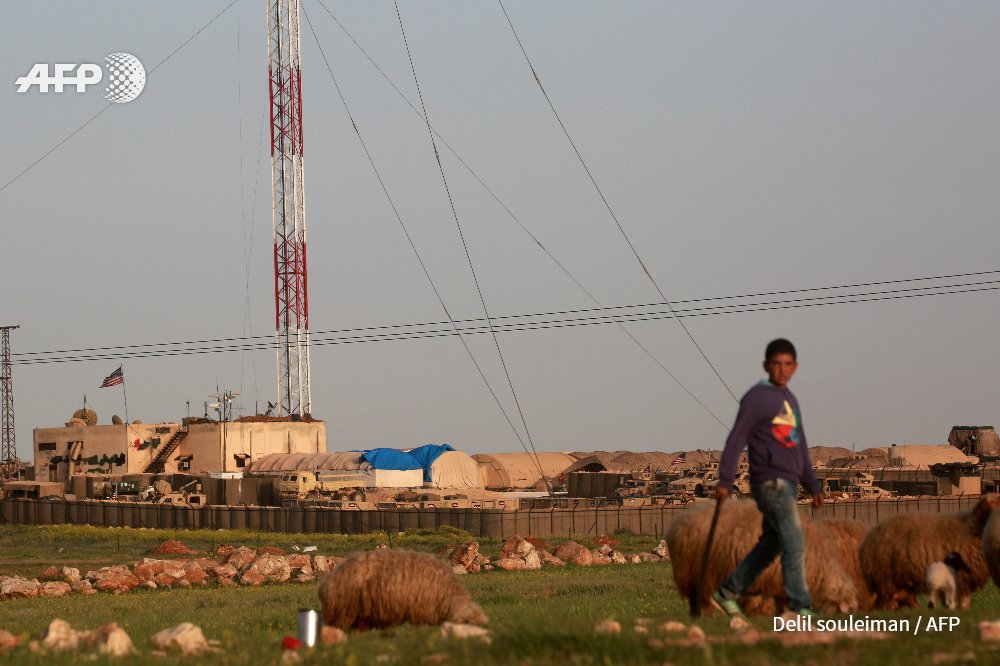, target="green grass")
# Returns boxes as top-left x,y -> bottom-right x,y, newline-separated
1,525 -> 998,665
0,523 -> 485,578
